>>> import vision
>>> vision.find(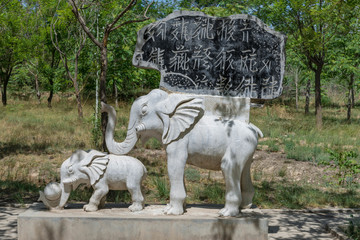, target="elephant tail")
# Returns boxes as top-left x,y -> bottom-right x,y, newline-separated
142,164 -> 147,181
249,123 -> 263,138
